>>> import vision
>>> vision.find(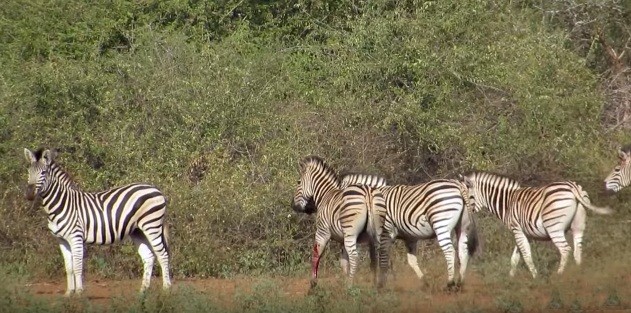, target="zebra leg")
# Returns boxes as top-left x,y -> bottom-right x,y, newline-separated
131,231 -> 155,293
513,228 -> 538,278
69,236 -> 84,295
377,227 -> 395,288
145,227 -> 172,291
404,240 -> 424,280
457,229 -> 469,285
343,236 -> 360,288
368,240 -> 379,286
436,231 -> 457,289
339,247 -> 349,276
509,246 -> 521,277
58,239 -> 75,296
549,230 -> 571,275
310,236 -> 330,289
571,205 -> 586,266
